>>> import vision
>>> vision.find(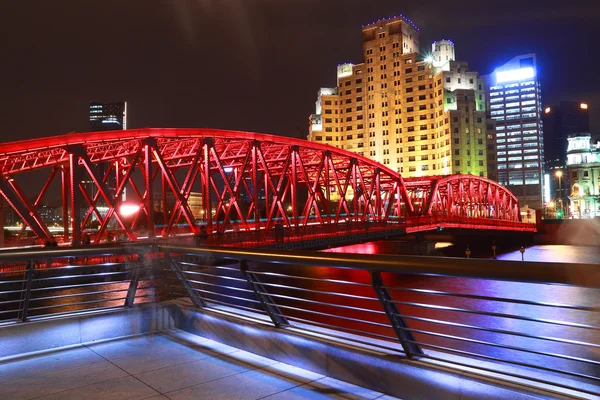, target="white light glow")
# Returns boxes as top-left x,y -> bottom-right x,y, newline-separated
581,103 -> 588,110
544,174 -> 551,204
224,167 -> 233,173
544,107 -> 551,114
119,204 -> 140,217
496,67 -> 535,83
